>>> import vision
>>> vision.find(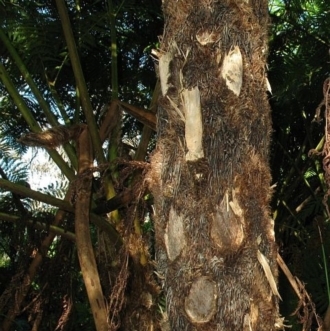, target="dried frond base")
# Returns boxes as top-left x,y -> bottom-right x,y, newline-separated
19,124 -> 85,148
